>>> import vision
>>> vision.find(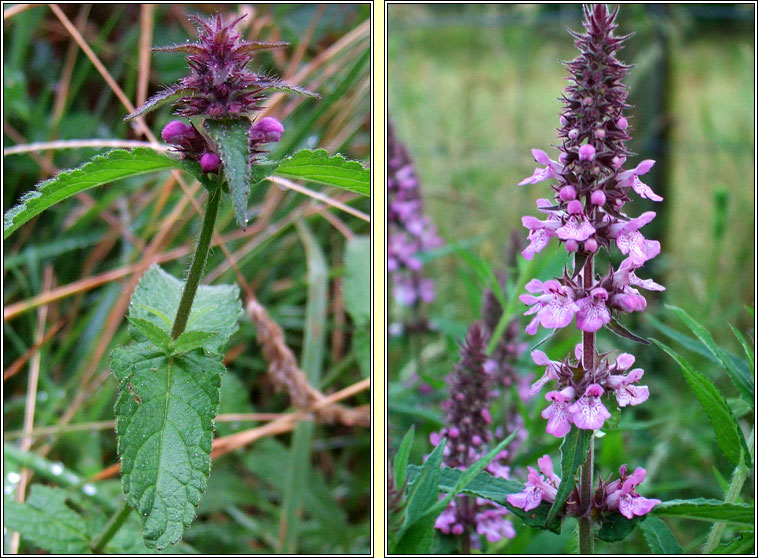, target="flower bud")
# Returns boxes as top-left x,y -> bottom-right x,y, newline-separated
567,200 -> 583,214
559,185 -> 577,202
200,152 -> 220,173
584,238 -> 598,252
565,239 -> 579,252
617,116 -> 628,130
578,143 -> 596,161
250,116 -> 284,143
591,190 -> 606,206
161,120 -> 195,144
568,128 -> 580,140
594,128 -> 606,140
